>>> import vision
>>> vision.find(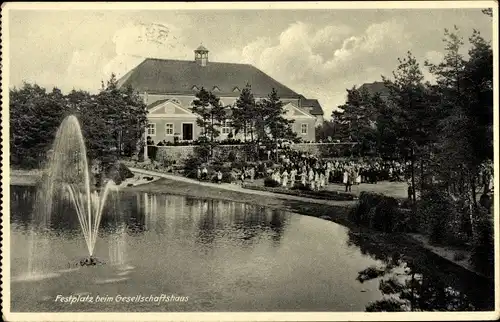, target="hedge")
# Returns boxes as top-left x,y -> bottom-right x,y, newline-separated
349,192 -> 412,233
